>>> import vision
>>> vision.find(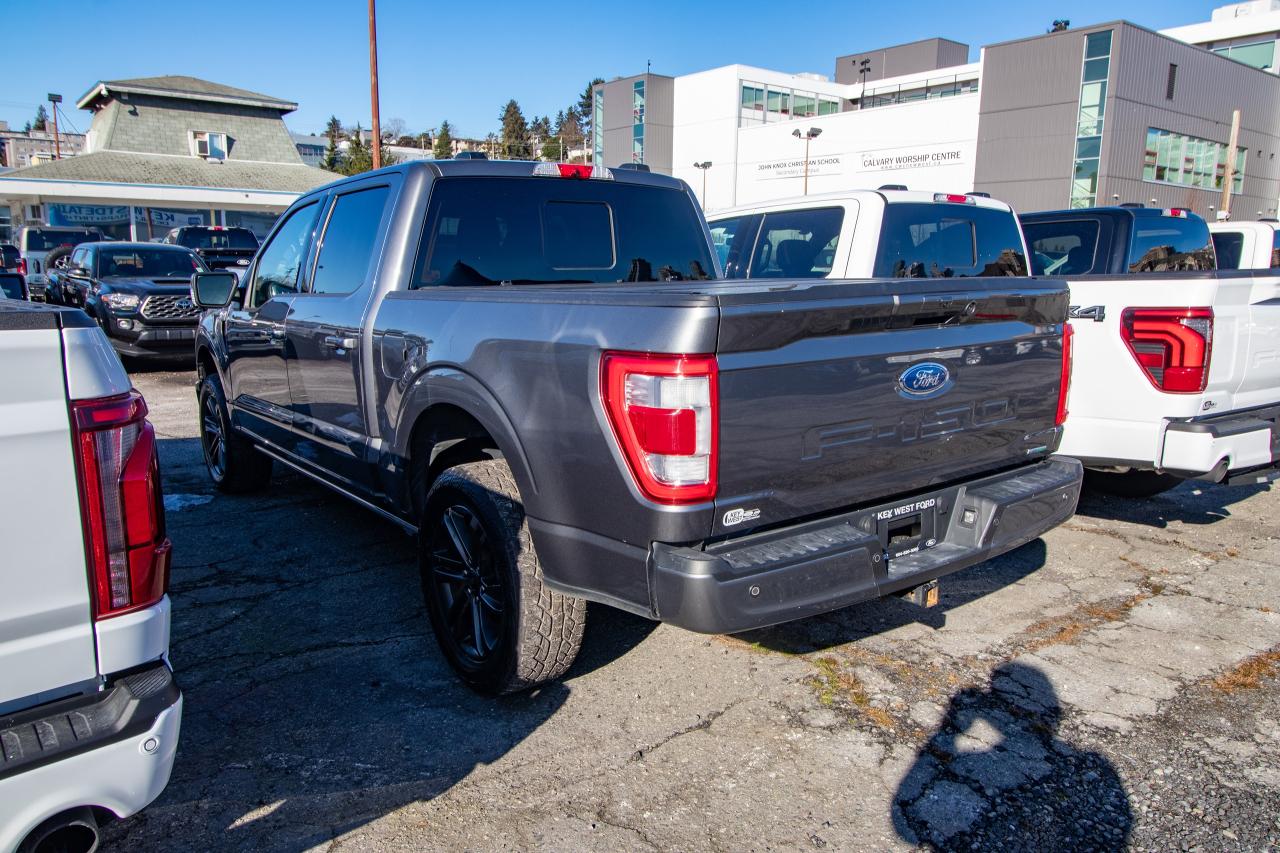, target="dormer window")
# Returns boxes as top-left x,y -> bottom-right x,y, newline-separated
190,131 -> 228,160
